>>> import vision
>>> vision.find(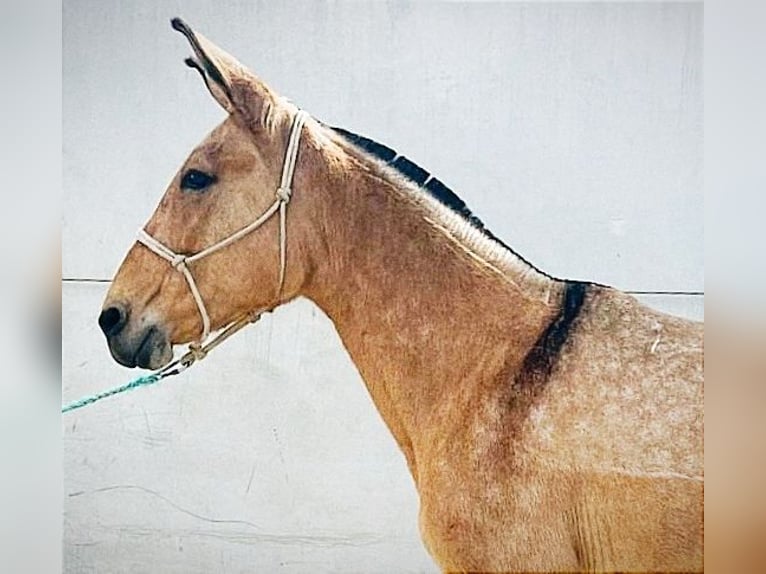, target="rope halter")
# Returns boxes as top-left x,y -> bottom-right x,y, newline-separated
135,109 -> 310,348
